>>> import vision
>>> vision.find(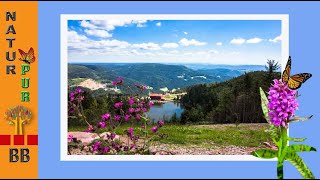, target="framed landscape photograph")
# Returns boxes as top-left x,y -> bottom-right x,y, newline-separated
60,14 -> 289,161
